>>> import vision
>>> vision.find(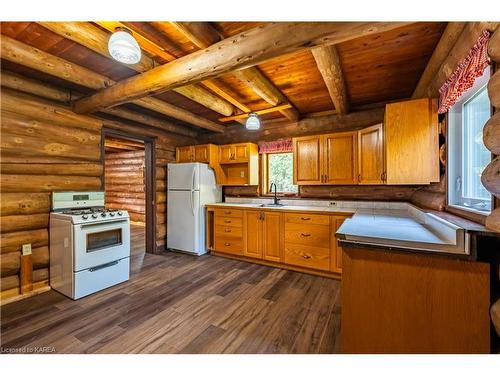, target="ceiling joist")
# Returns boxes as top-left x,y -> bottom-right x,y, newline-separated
412,22 -> 466,98
73,22 -> 411,115
311,45 -> 349,115
171,21 -> 300,121
95,21 -> 251,115
218,104 -> 293,123
0,34 -> 225,133
39,21 -> 235,117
